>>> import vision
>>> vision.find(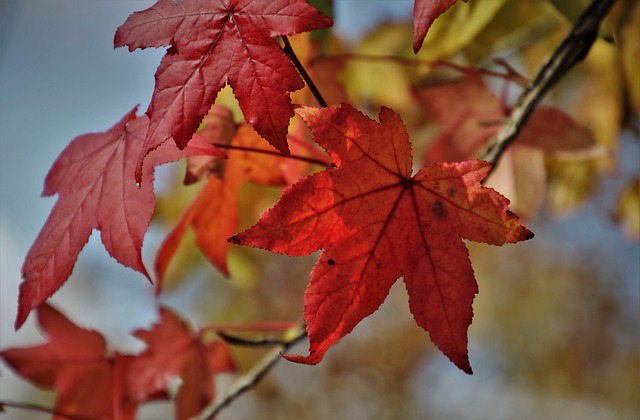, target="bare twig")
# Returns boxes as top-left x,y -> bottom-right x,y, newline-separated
193,321 -> 307,420
478,0 -> 618,168
0,400 -> 92,420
